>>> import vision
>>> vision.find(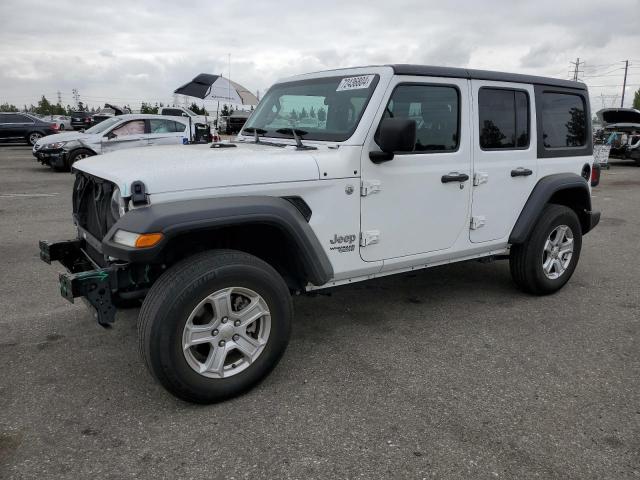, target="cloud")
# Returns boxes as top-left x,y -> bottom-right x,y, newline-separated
0,0 -> 638,109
